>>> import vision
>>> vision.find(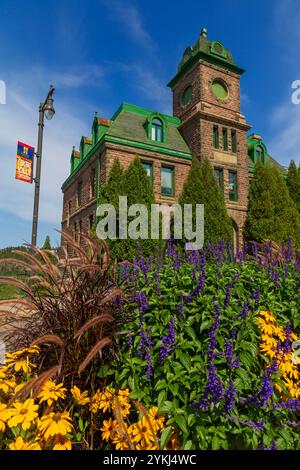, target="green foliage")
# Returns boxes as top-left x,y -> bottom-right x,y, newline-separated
245,162 -> 300,247
179,157 -> 233,244
287,160 -> 300,213
42,235 -> 51,250
111,250 -> 300,450
99,156 -> 160,261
